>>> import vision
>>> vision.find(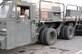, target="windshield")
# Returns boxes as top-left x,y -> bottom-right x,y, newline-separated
0,1 -> 12,18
